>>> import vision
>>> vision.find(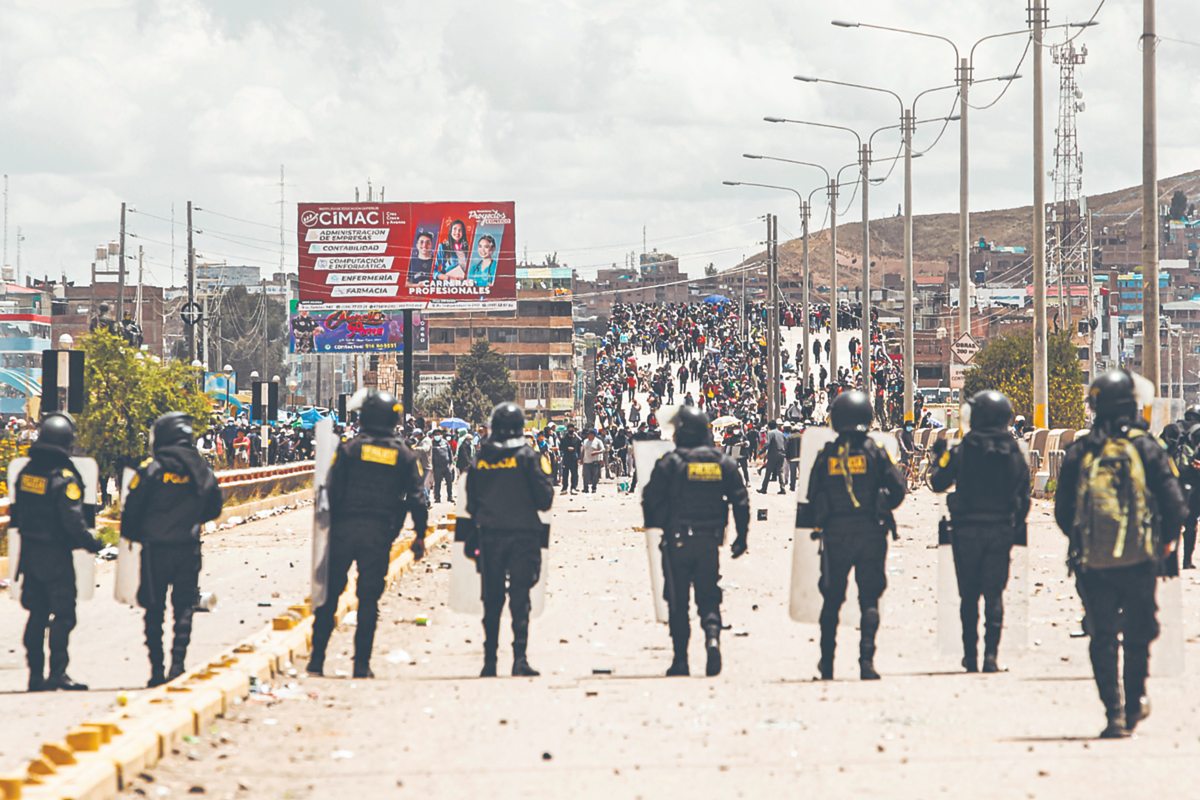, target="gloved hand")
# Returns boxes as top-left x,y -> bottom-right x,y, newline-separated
931,438 -> 948,458
810,529 -> 823,541
411,535 -> 426,562
464,540 -> 480,561
731,534 -> 748,559
86,536 -> 103,554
